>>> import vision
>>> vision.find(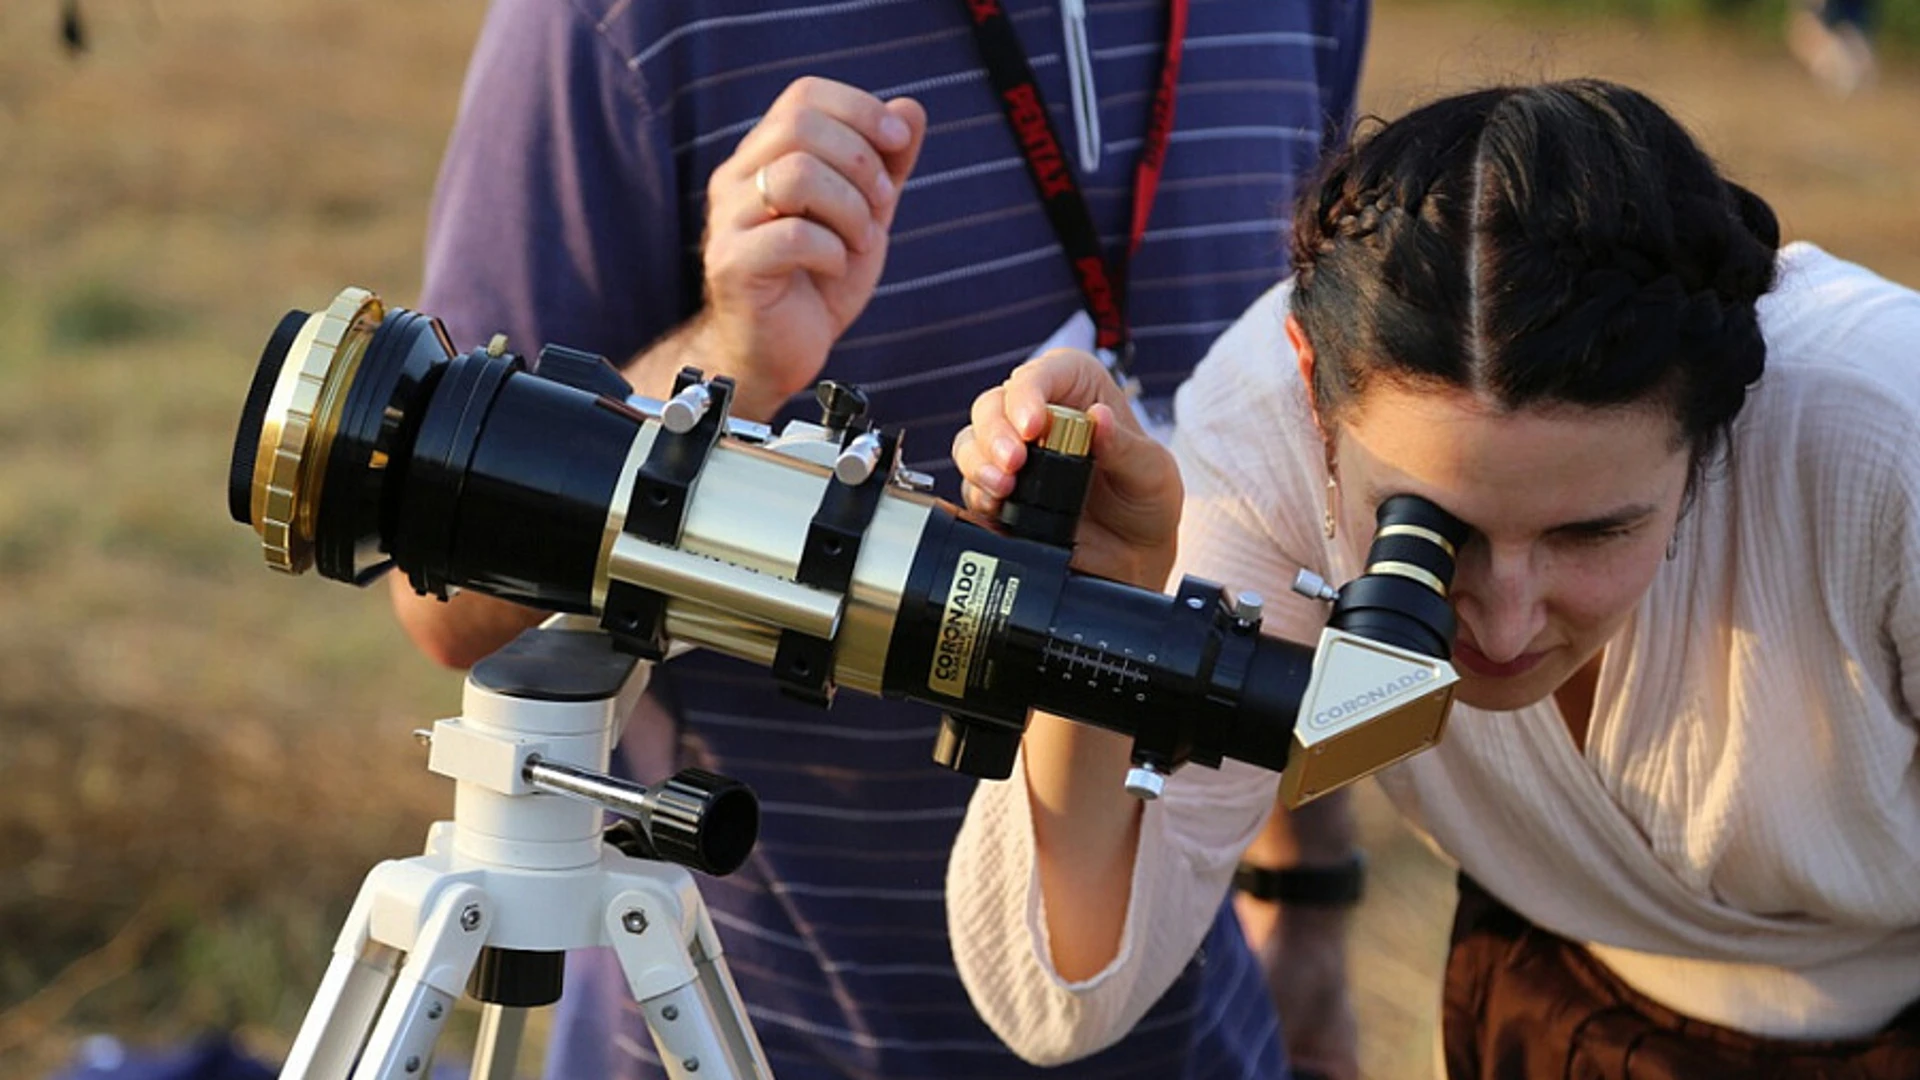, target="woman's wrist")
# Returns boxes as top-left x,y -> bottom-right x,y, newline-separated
1232,851 -> 1367,909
